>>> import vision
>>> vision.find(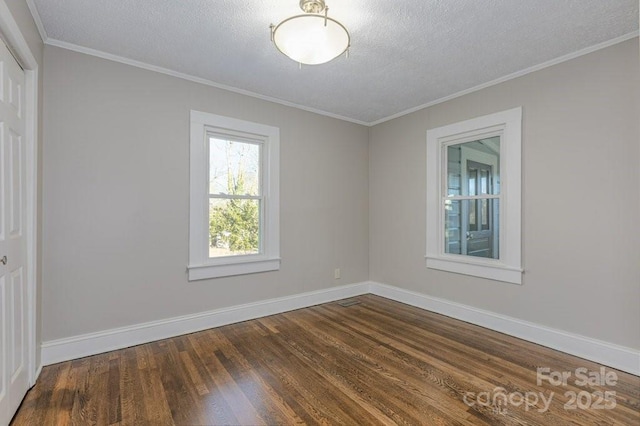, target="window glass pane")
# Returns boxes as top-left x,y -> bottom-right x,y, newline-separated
209,137 -> 260,196
446,145 -> 461,196
481,199 -> 489,229
445,199 -> 499,259
446,136 -> 500,196
480,170 -> 489,195
469,199 -> 477,230
444,199 -> 462,254
209,198 -> 260,257
468,168 -> 477,196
